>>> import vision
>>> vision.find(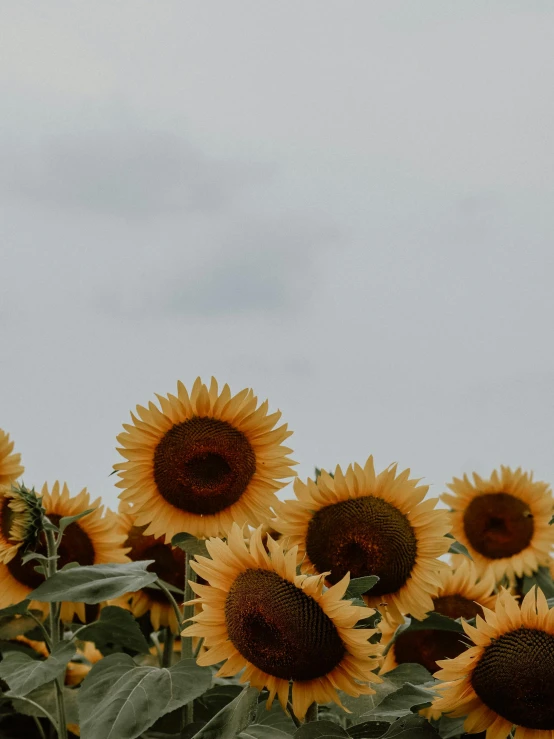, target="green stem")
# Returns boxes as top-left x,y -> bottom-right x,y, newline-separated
27,611 -> 53,652
287,702 -> 301,728
157,580 -> 184,631
45,528 -> 68,739
181,552 -> 196,726
305,703 -> 318,723
151,632 -> 163,667
162,627 -> 175,668
32,716 -> 47,739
